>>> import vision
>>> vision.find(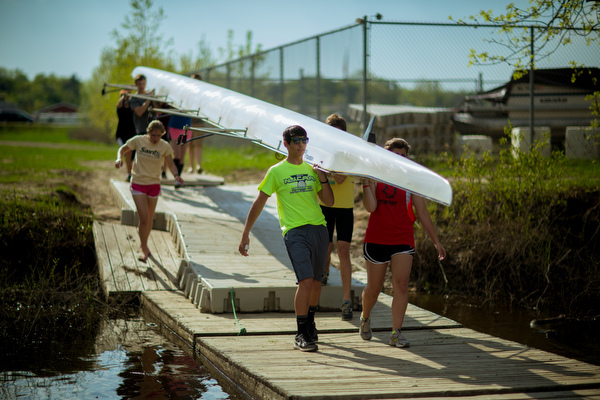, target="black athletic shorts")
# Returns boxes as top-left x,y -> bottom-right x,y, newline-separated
284,224 -> 328,282
363,242 -> 415,264
320,206 -> 353,243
